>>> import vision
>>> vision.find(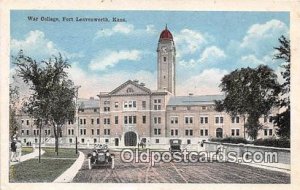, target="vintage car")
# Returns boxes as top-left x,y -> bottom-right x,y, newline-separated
87,144 -> 115,169
169,139 -> 182,152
